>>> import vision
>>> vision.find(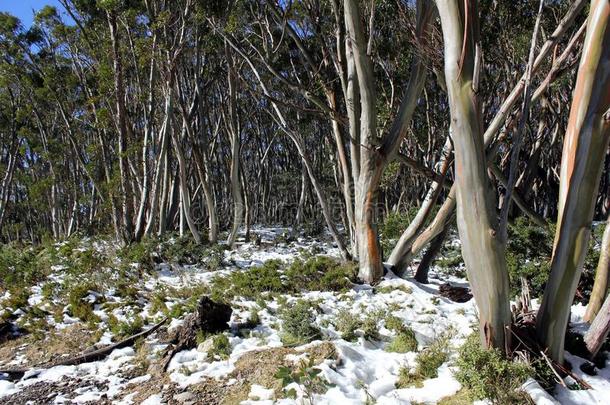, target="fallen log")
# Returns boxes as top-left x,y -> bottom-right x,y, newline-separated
0,317 -> 167,382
